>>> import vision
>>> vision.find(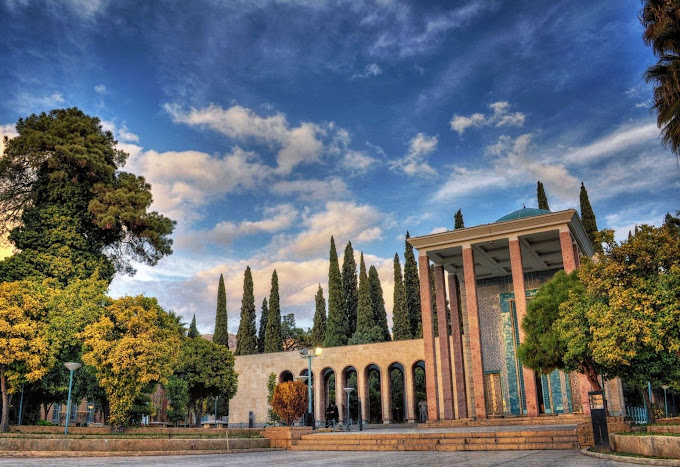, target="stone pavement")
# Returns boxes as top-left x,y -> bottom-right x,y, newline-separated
0,450 -> 638,466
